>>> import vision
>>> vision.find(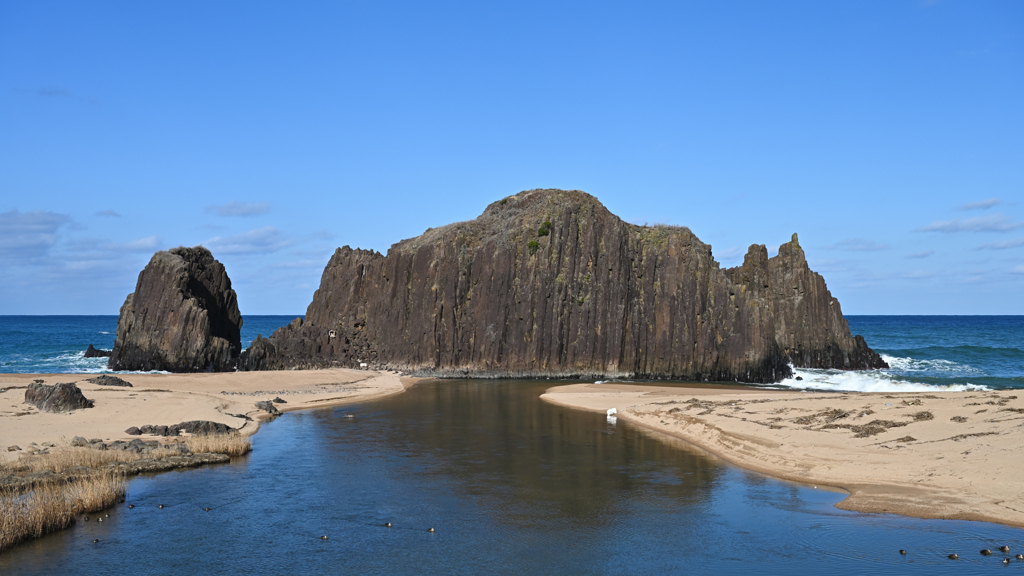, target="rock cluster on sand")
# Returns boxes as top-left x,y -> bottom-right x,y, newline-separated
254,400 -> 280,415
83,344 -> 111,358
86,375 -> 133,387
124,420 -> 236,436
109,246 -> 243,372
240,189 -> 885,383
24,382 -> 94,412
